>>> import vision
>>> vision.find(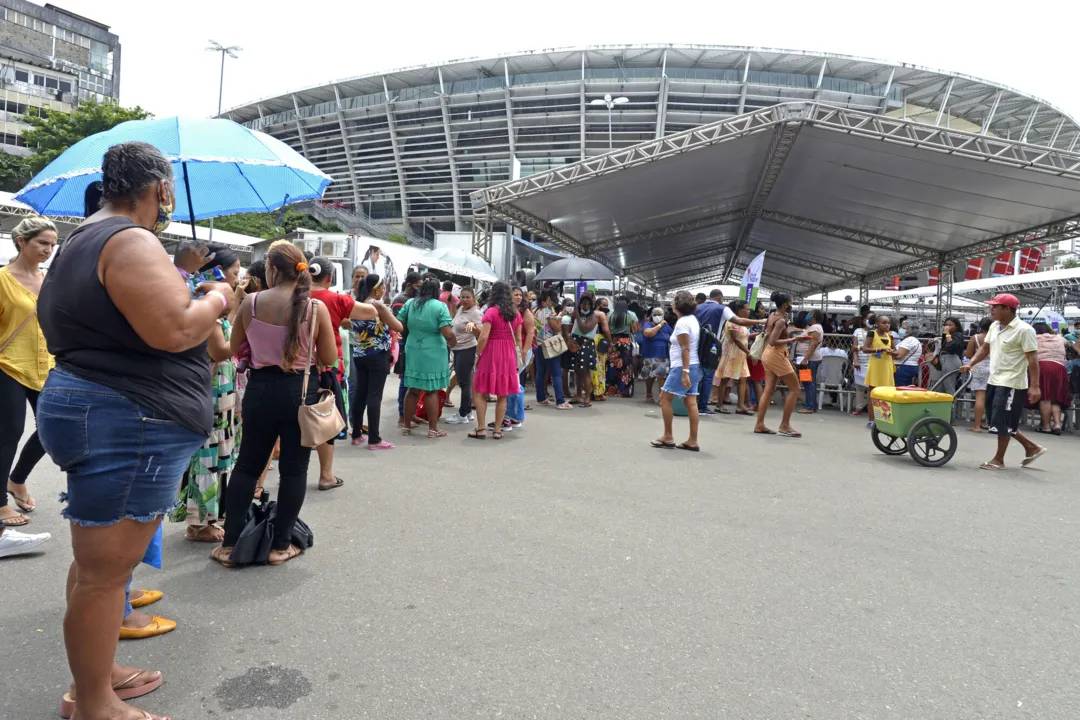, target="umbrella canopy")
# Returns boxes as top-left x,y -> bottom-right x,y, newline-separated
15,117 -> 331,223
534,257 -> 615,282
421,247 -> 498,282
